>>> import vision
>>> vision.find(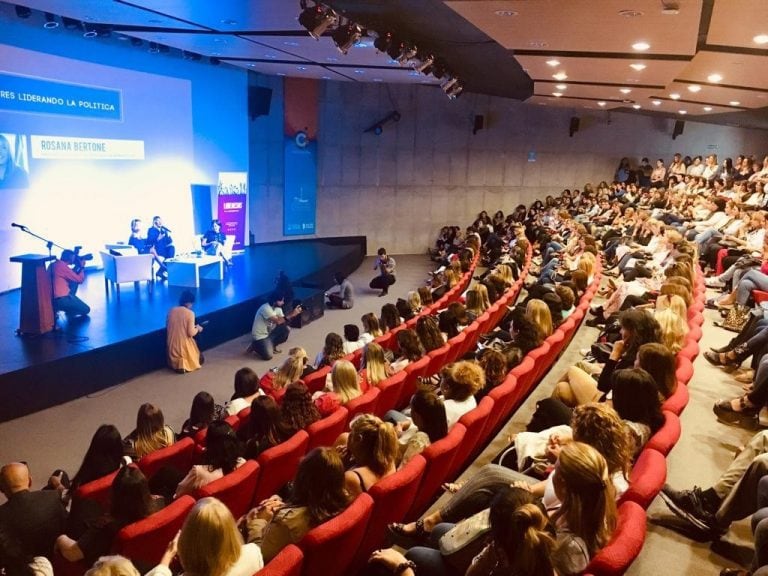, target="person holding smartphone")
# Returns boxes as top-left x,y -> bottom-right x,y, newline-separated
166,290 -> 204,373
